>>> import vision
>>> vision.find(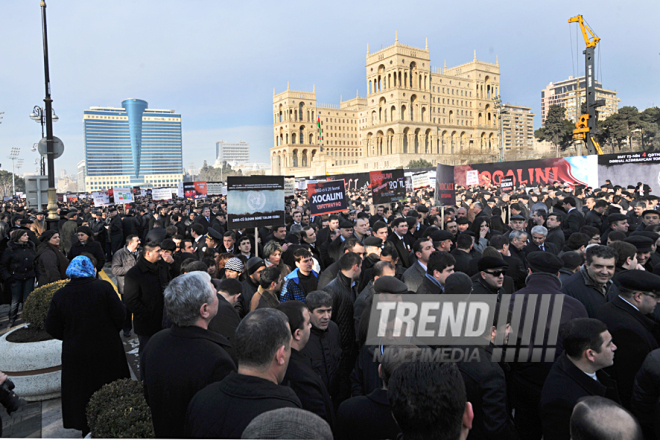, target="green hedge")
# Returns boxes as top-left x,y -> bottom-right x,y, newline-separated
22,280 -> 69,331
87,379 -> 154,438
